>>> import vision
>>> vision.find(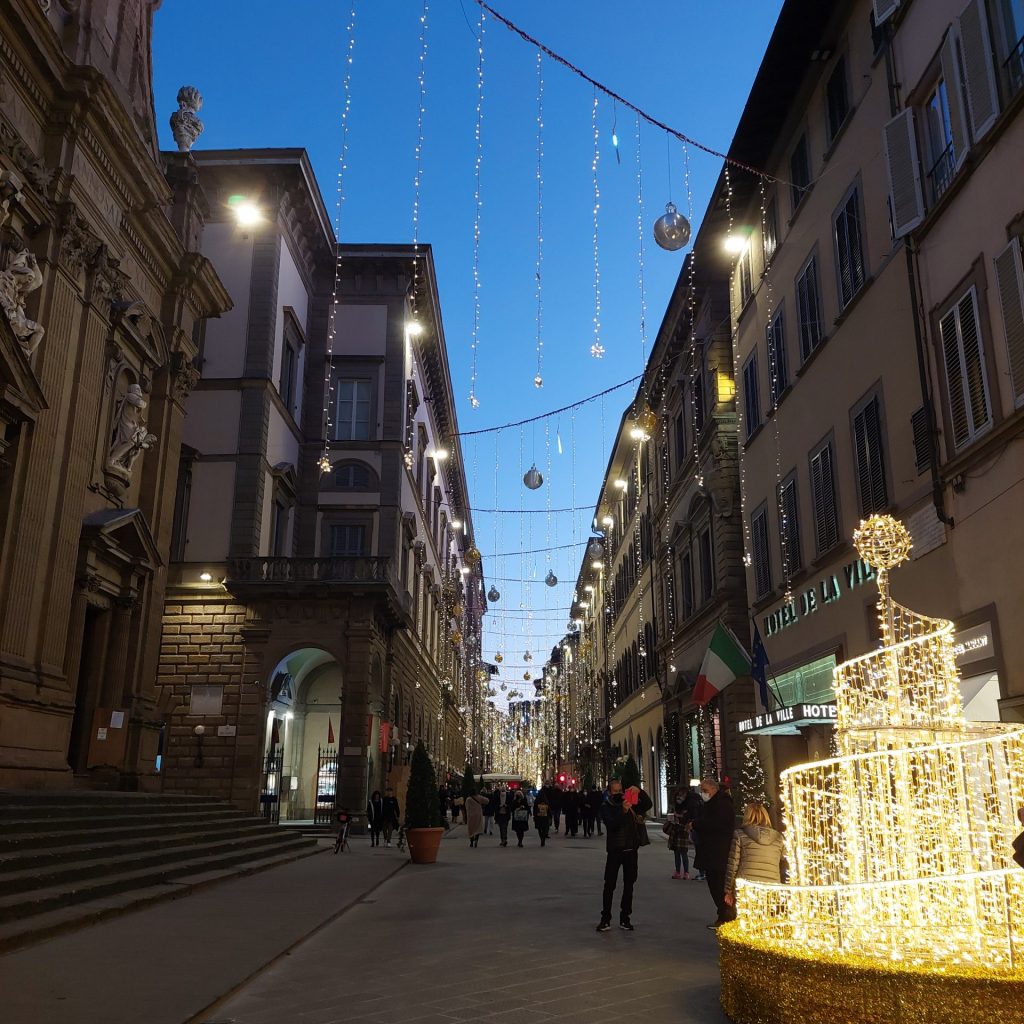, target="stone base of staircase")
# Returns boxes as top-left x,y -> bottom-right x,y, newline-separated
0,791 -> 321,952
